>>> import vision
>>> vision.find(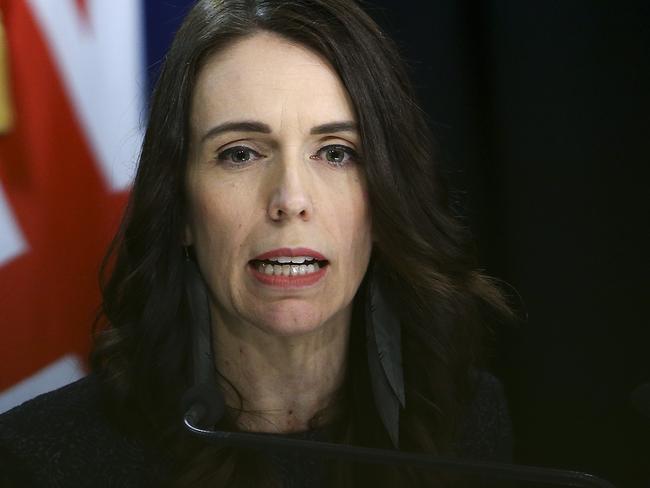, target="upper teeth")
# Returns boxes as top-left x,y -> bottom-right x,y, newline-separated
268,256 -> 315,264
